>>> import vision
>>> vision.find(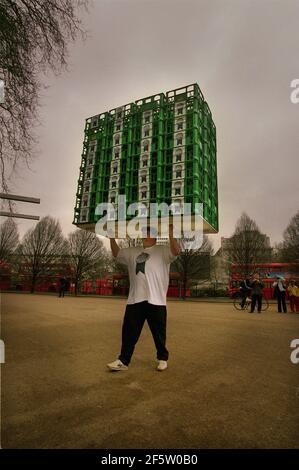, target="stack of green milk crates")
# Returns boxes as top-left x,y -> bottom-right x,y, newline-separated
123,92 -> 166,221
74,104 -> 131,227
73,83 -> 218,234
163,84 -> 218,231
